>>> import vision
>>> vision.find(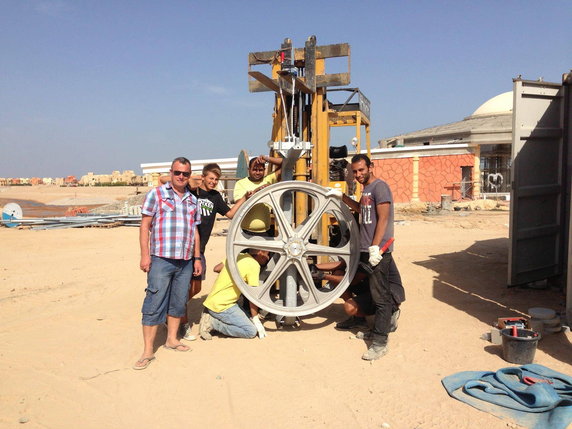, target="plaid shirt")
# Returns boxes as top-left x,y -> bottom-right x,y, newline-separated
141,183 -> 201,260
